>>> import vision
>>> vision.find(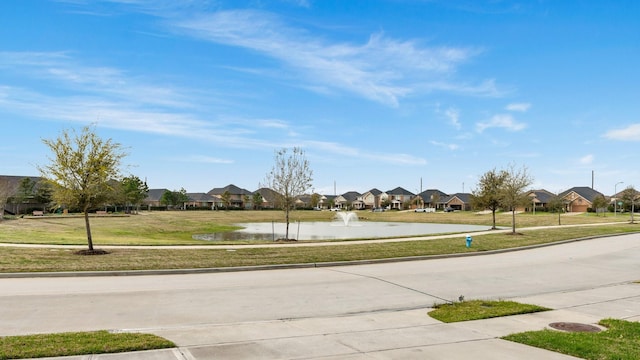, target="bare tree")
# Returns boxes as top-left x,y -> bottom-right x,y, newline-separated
500,164 -> 534,234
39,126 -> 127,252
263,147 -> 313,240
471,168 -> 508,229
